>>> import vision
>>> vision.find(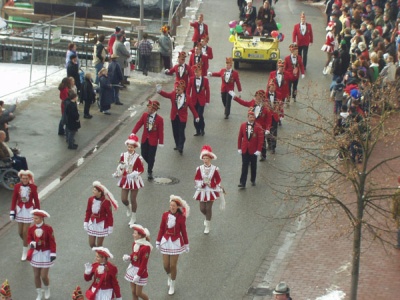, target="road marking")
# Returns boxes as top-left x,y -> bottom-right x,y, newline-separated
38,178 -> 61,199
